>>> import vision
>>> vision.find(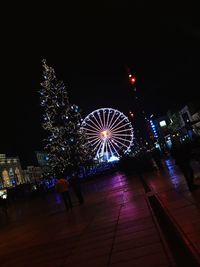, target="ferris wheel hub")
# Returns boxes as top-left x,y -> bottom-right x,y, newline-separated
101,129 -> 110,140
